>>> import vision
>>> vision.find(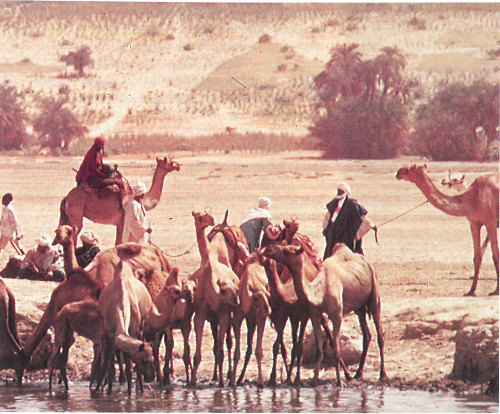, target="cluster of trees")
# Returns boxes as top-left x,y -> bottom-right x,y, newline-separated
311,43 -> 499,161
0,83 -> 87,151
